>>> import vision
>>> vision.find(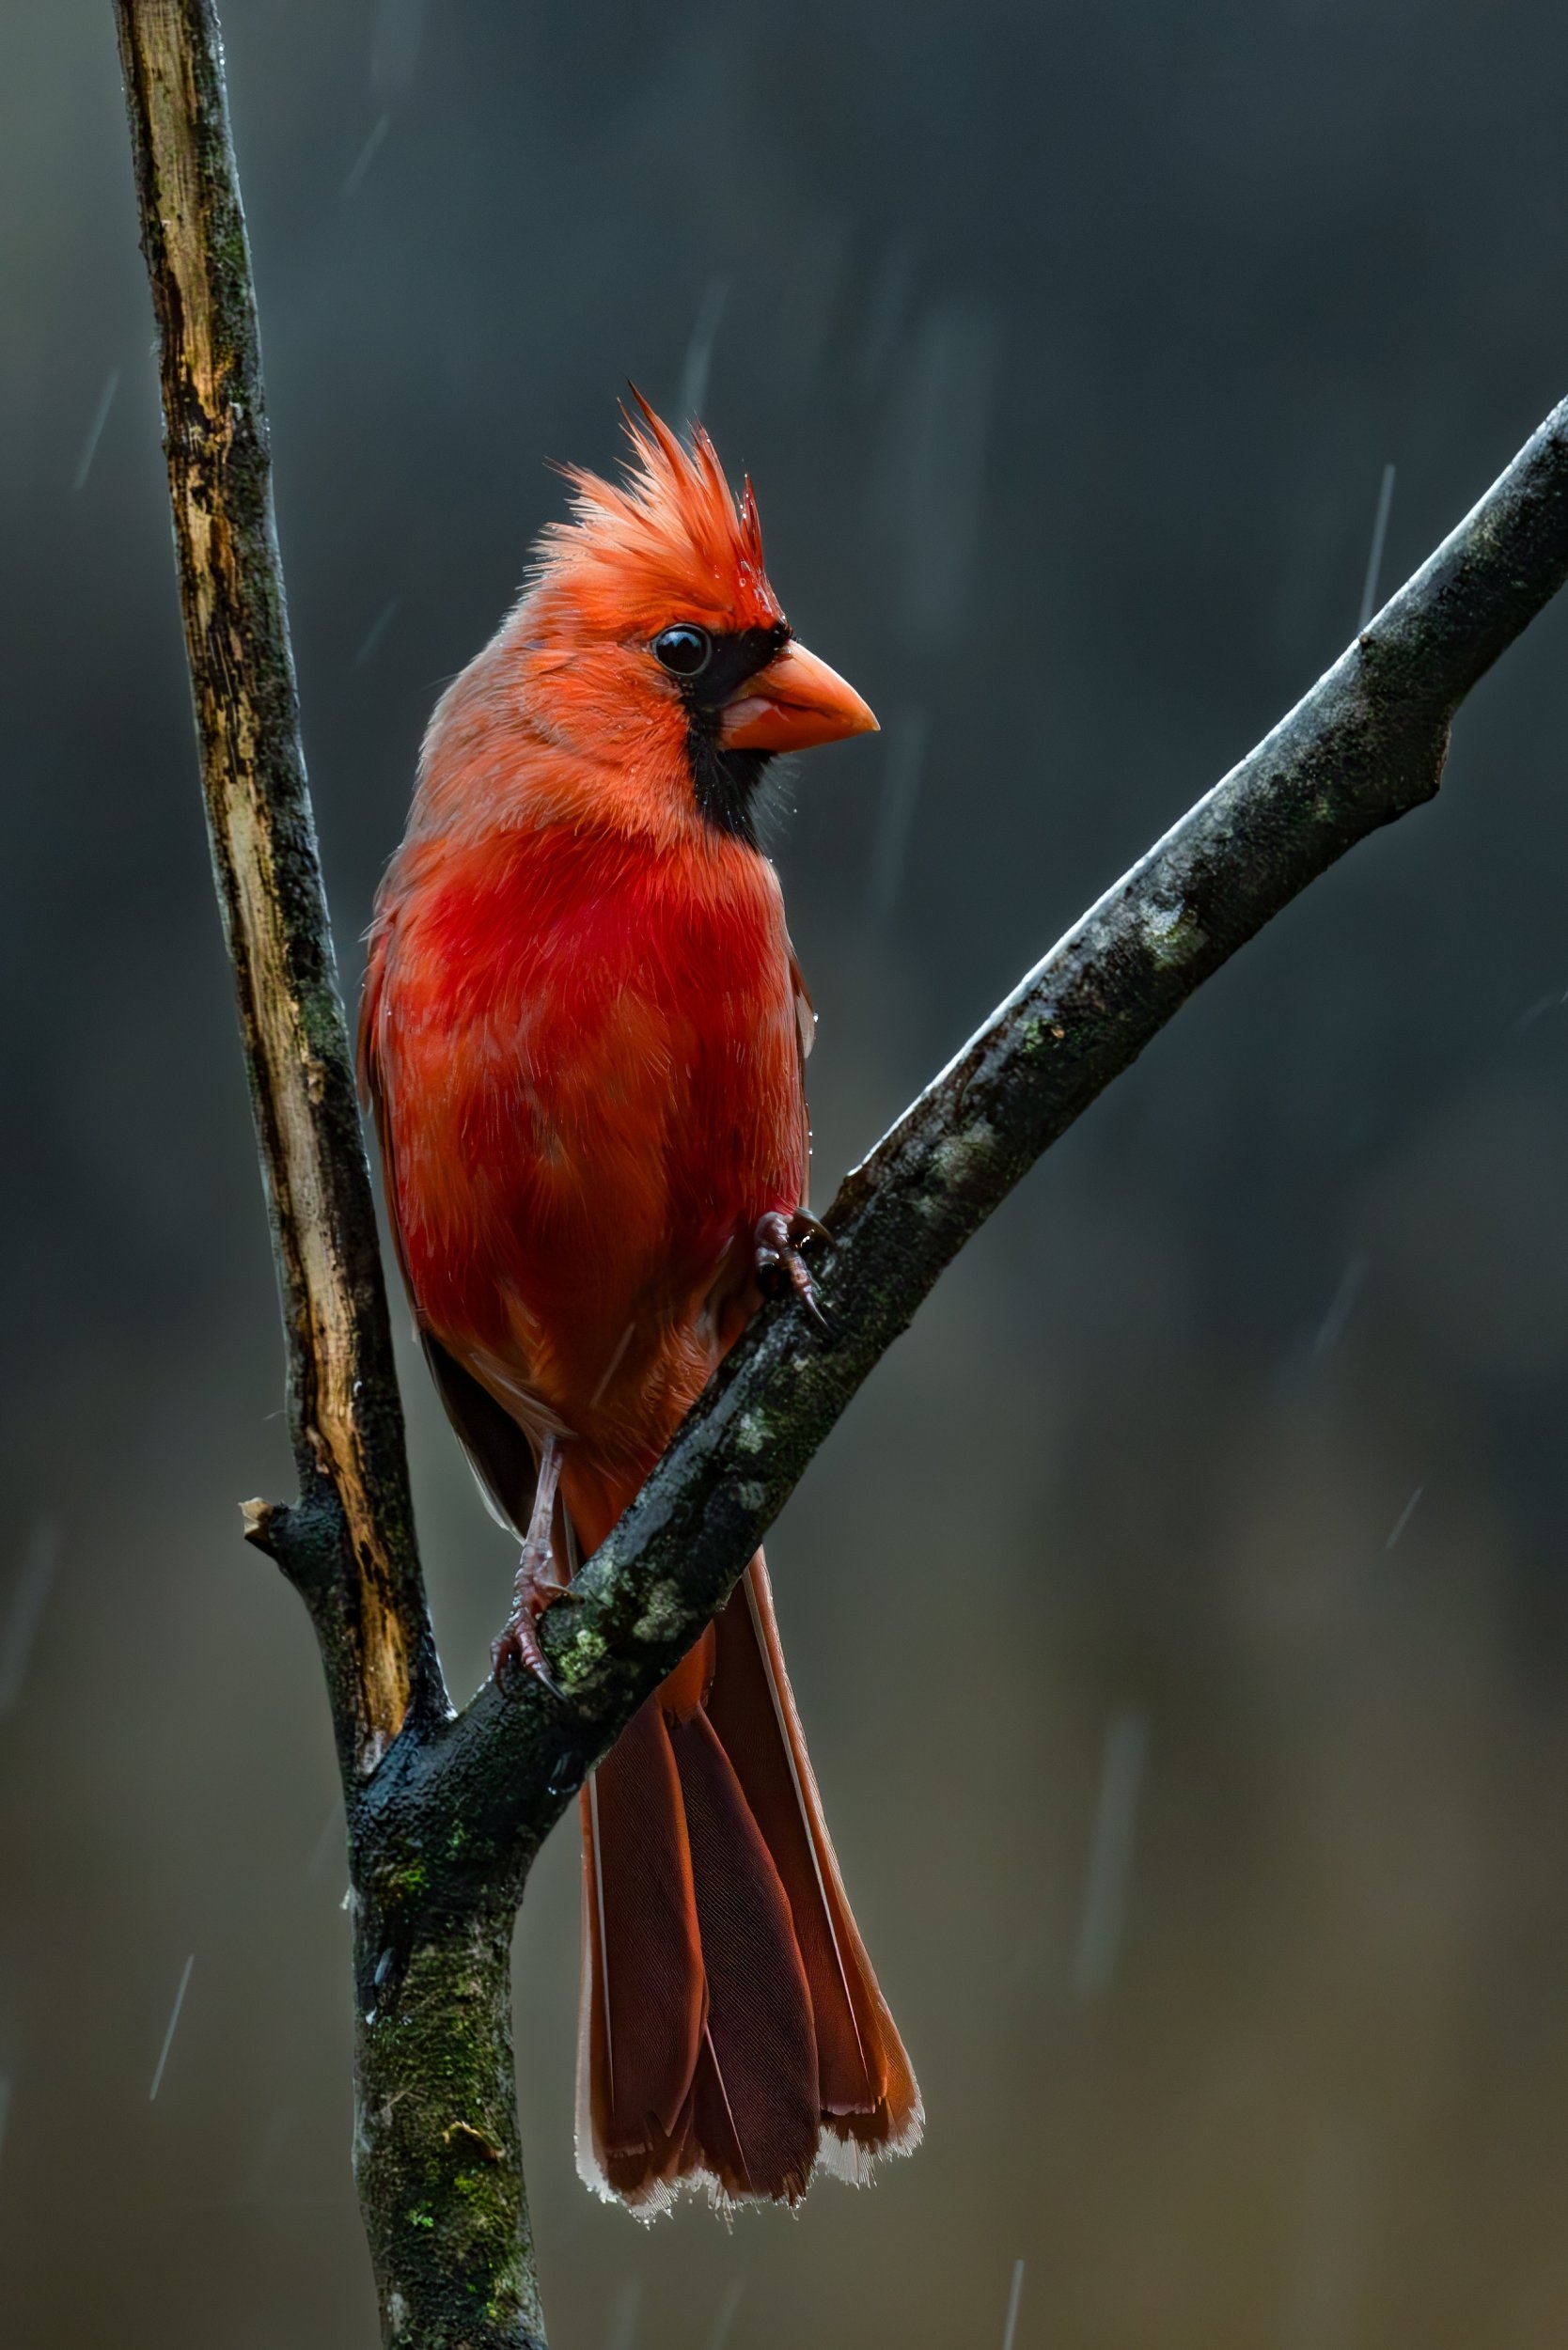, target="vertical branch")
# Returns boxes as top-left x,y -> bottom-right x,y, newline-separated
115,9 -> 545,2337
351,1892 -> 548,2349
112,0 -> 444,1772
